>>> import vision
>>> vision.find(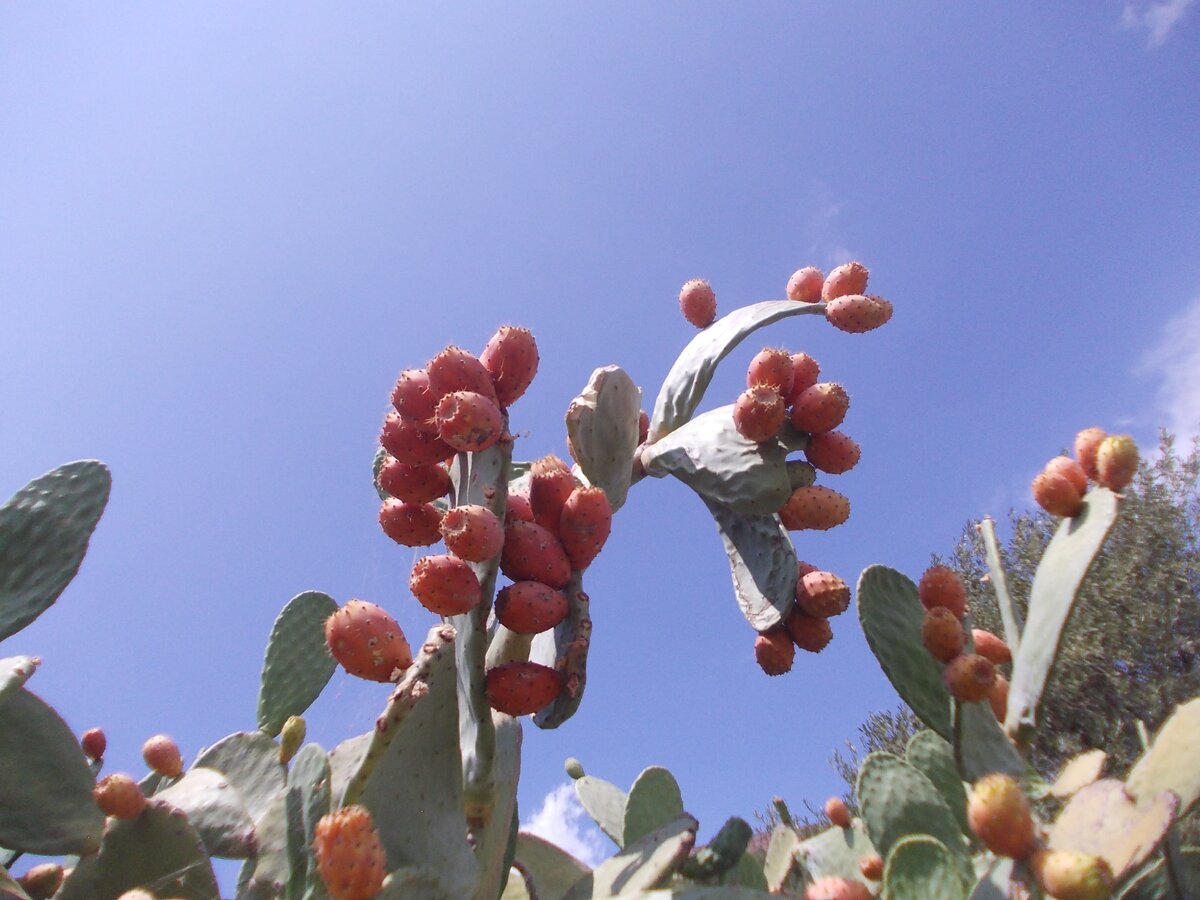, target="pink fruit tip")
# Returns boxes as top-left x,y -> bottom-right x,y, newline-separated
679,279 -> 717,328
